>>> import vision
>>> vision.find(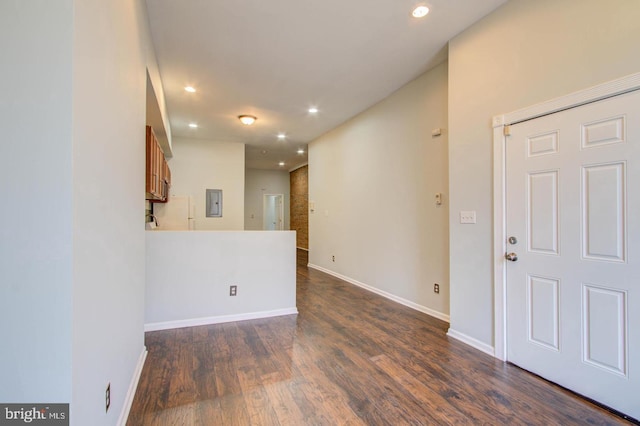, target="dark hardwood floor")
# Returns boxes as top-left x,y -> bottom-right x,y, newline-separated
128,249 -> 630,425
